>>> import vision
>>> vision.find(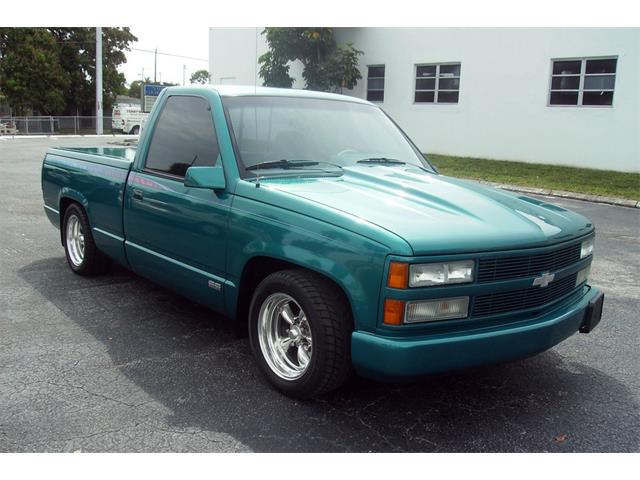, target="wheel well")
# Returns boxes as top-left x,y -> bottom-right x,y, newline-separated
235,256 -> 353,335
58,198 -> 82,245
